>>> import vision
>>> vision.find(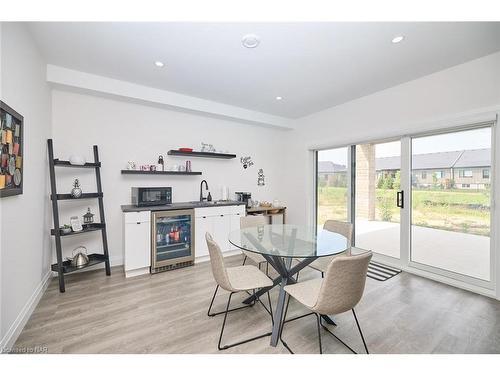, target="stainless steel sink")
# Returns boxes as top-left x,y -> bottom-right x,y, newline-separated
188,201 -> 222,206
